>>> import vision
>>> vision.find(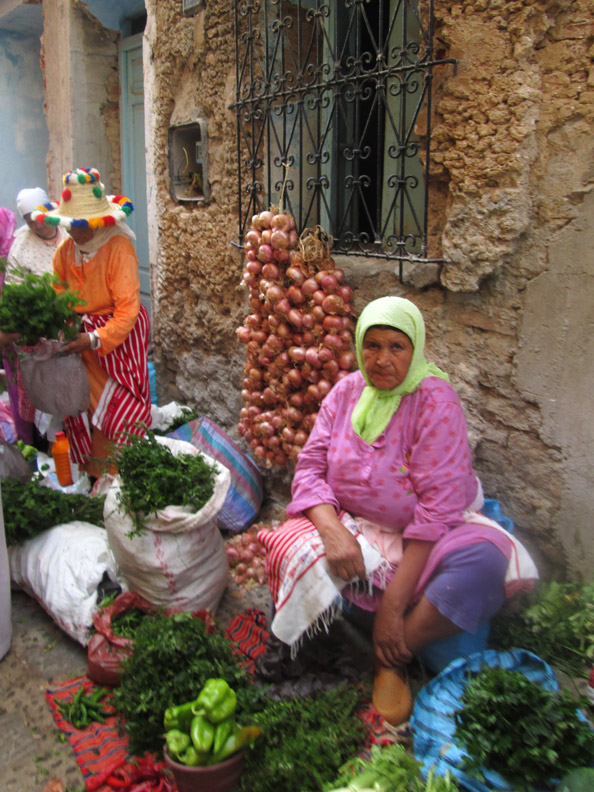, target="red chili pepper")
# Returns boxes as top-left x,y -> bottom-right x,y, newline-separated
85,757 -> 126,791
